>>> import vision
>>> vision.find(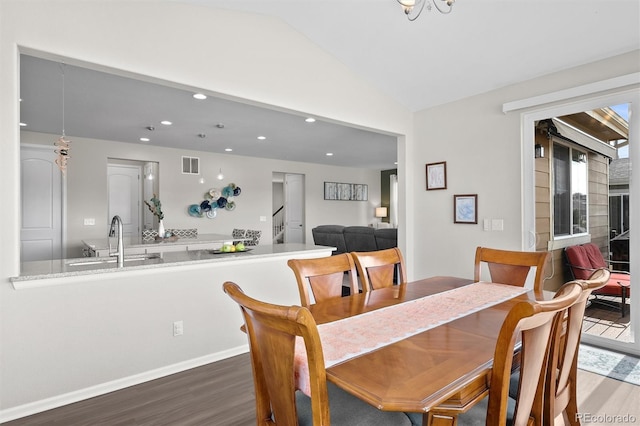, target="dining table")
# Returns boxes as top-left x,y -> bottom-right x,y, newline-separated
296,276 -> 537,426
